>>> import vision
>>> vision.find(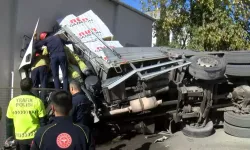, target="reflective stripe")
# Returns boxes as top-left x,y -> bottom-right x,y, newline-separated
12,110 -> 38,115
39,124 -> 57,148
73,124 -> 89,143
16,131 -> 36,139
